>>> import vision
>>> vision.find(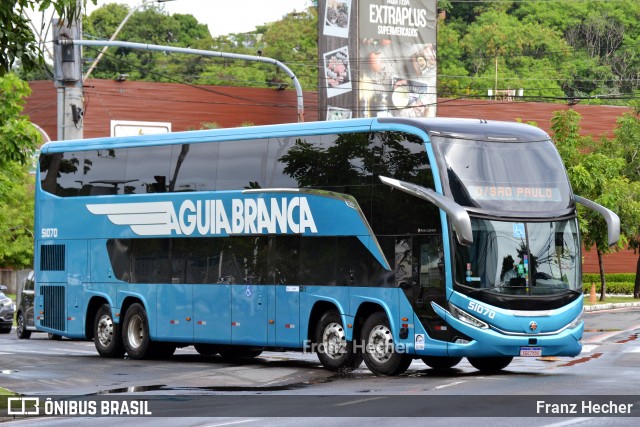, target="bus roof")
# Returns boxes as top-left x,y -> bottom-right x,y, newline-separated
40,117 -> 550,153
